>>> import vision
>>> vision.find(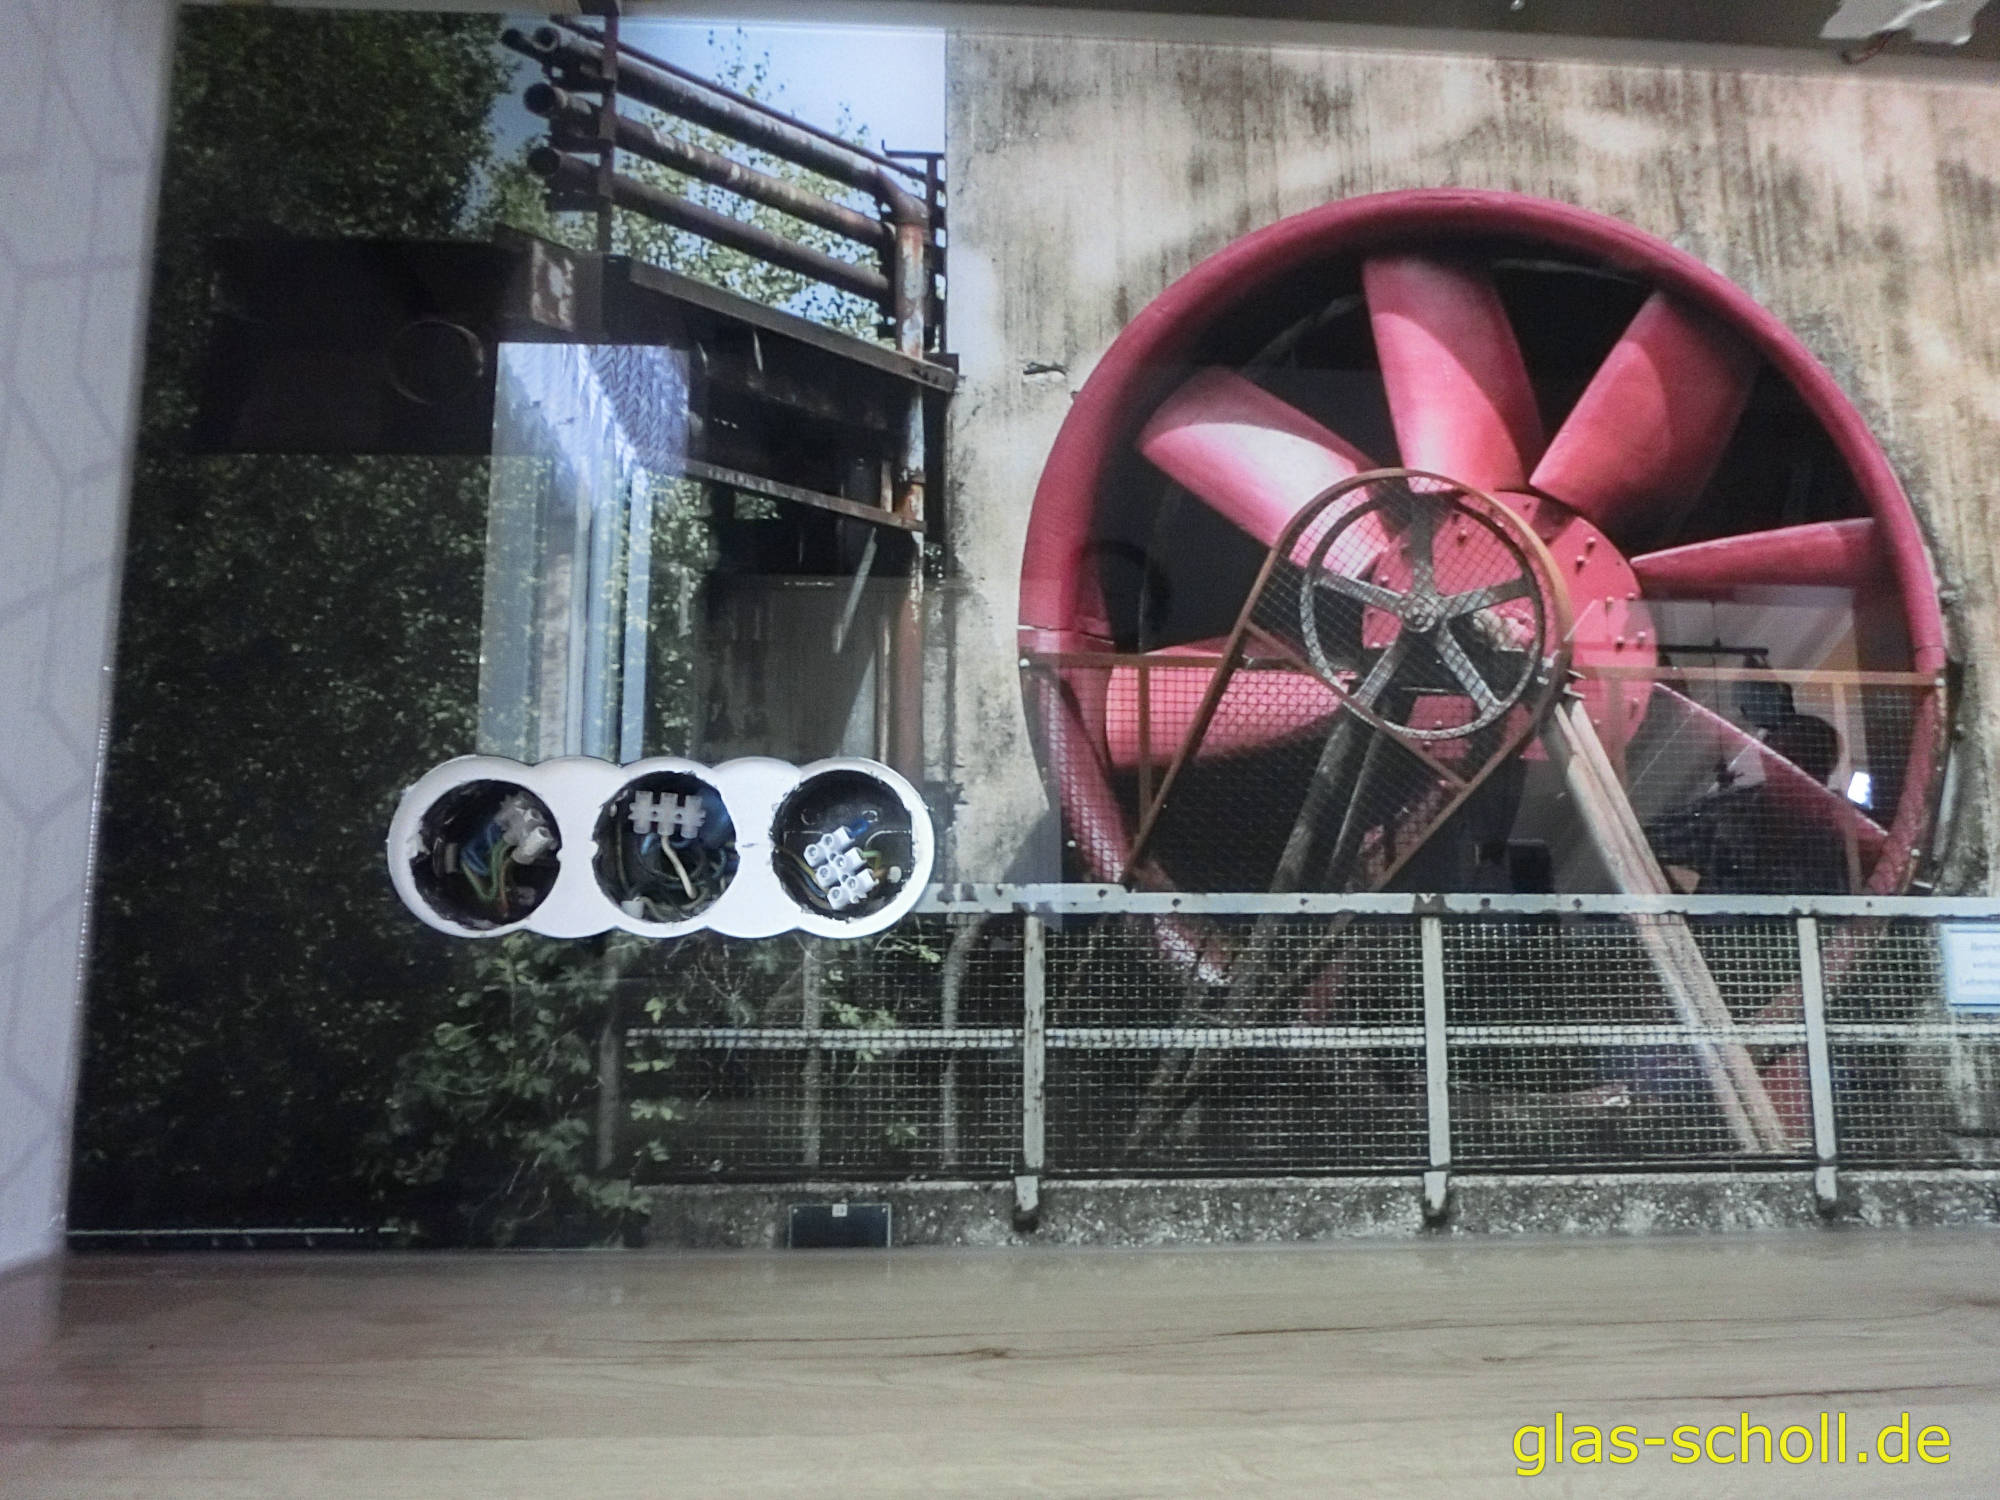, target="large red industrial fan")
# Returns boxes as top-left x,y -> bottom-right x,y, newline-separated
1019,190 -> 1949,907
1018,189 -> 1956,1159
